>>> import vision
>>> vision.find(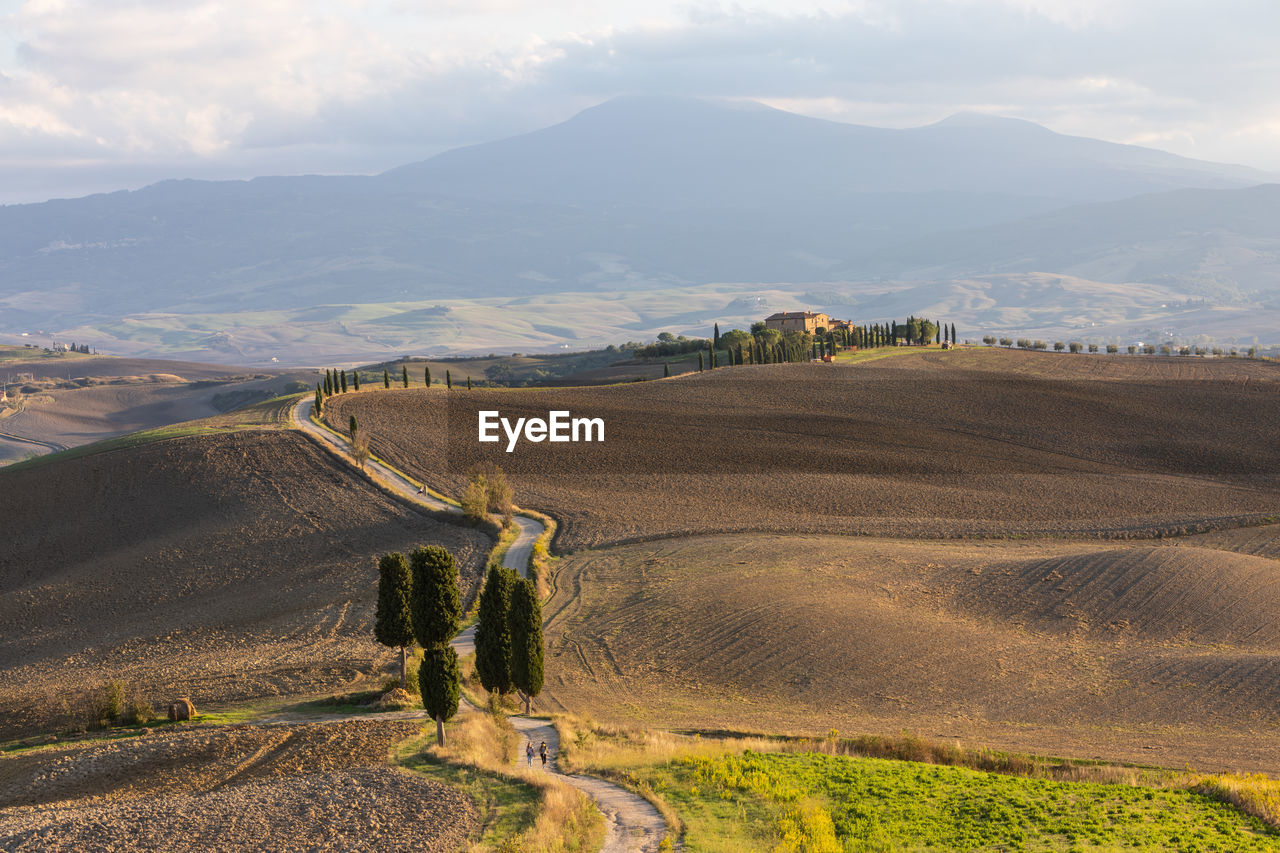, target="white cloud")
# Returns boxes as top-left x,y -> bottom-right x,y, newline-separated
1,0 -> 1279,203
